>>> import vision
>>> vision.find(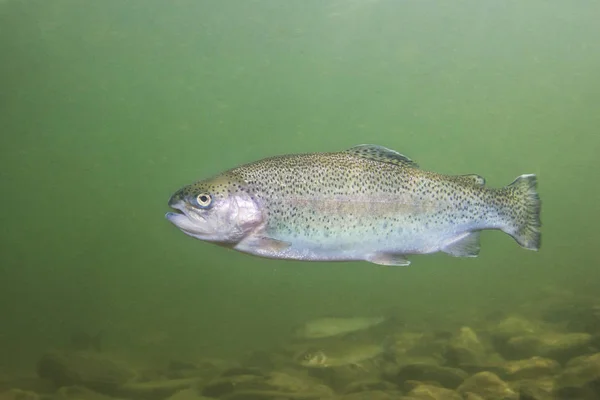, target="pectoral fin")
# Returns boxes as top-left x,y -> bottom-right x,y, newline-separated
236,235 -> 291,256
366,253 -> 411,266
254,237 -> 291,251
